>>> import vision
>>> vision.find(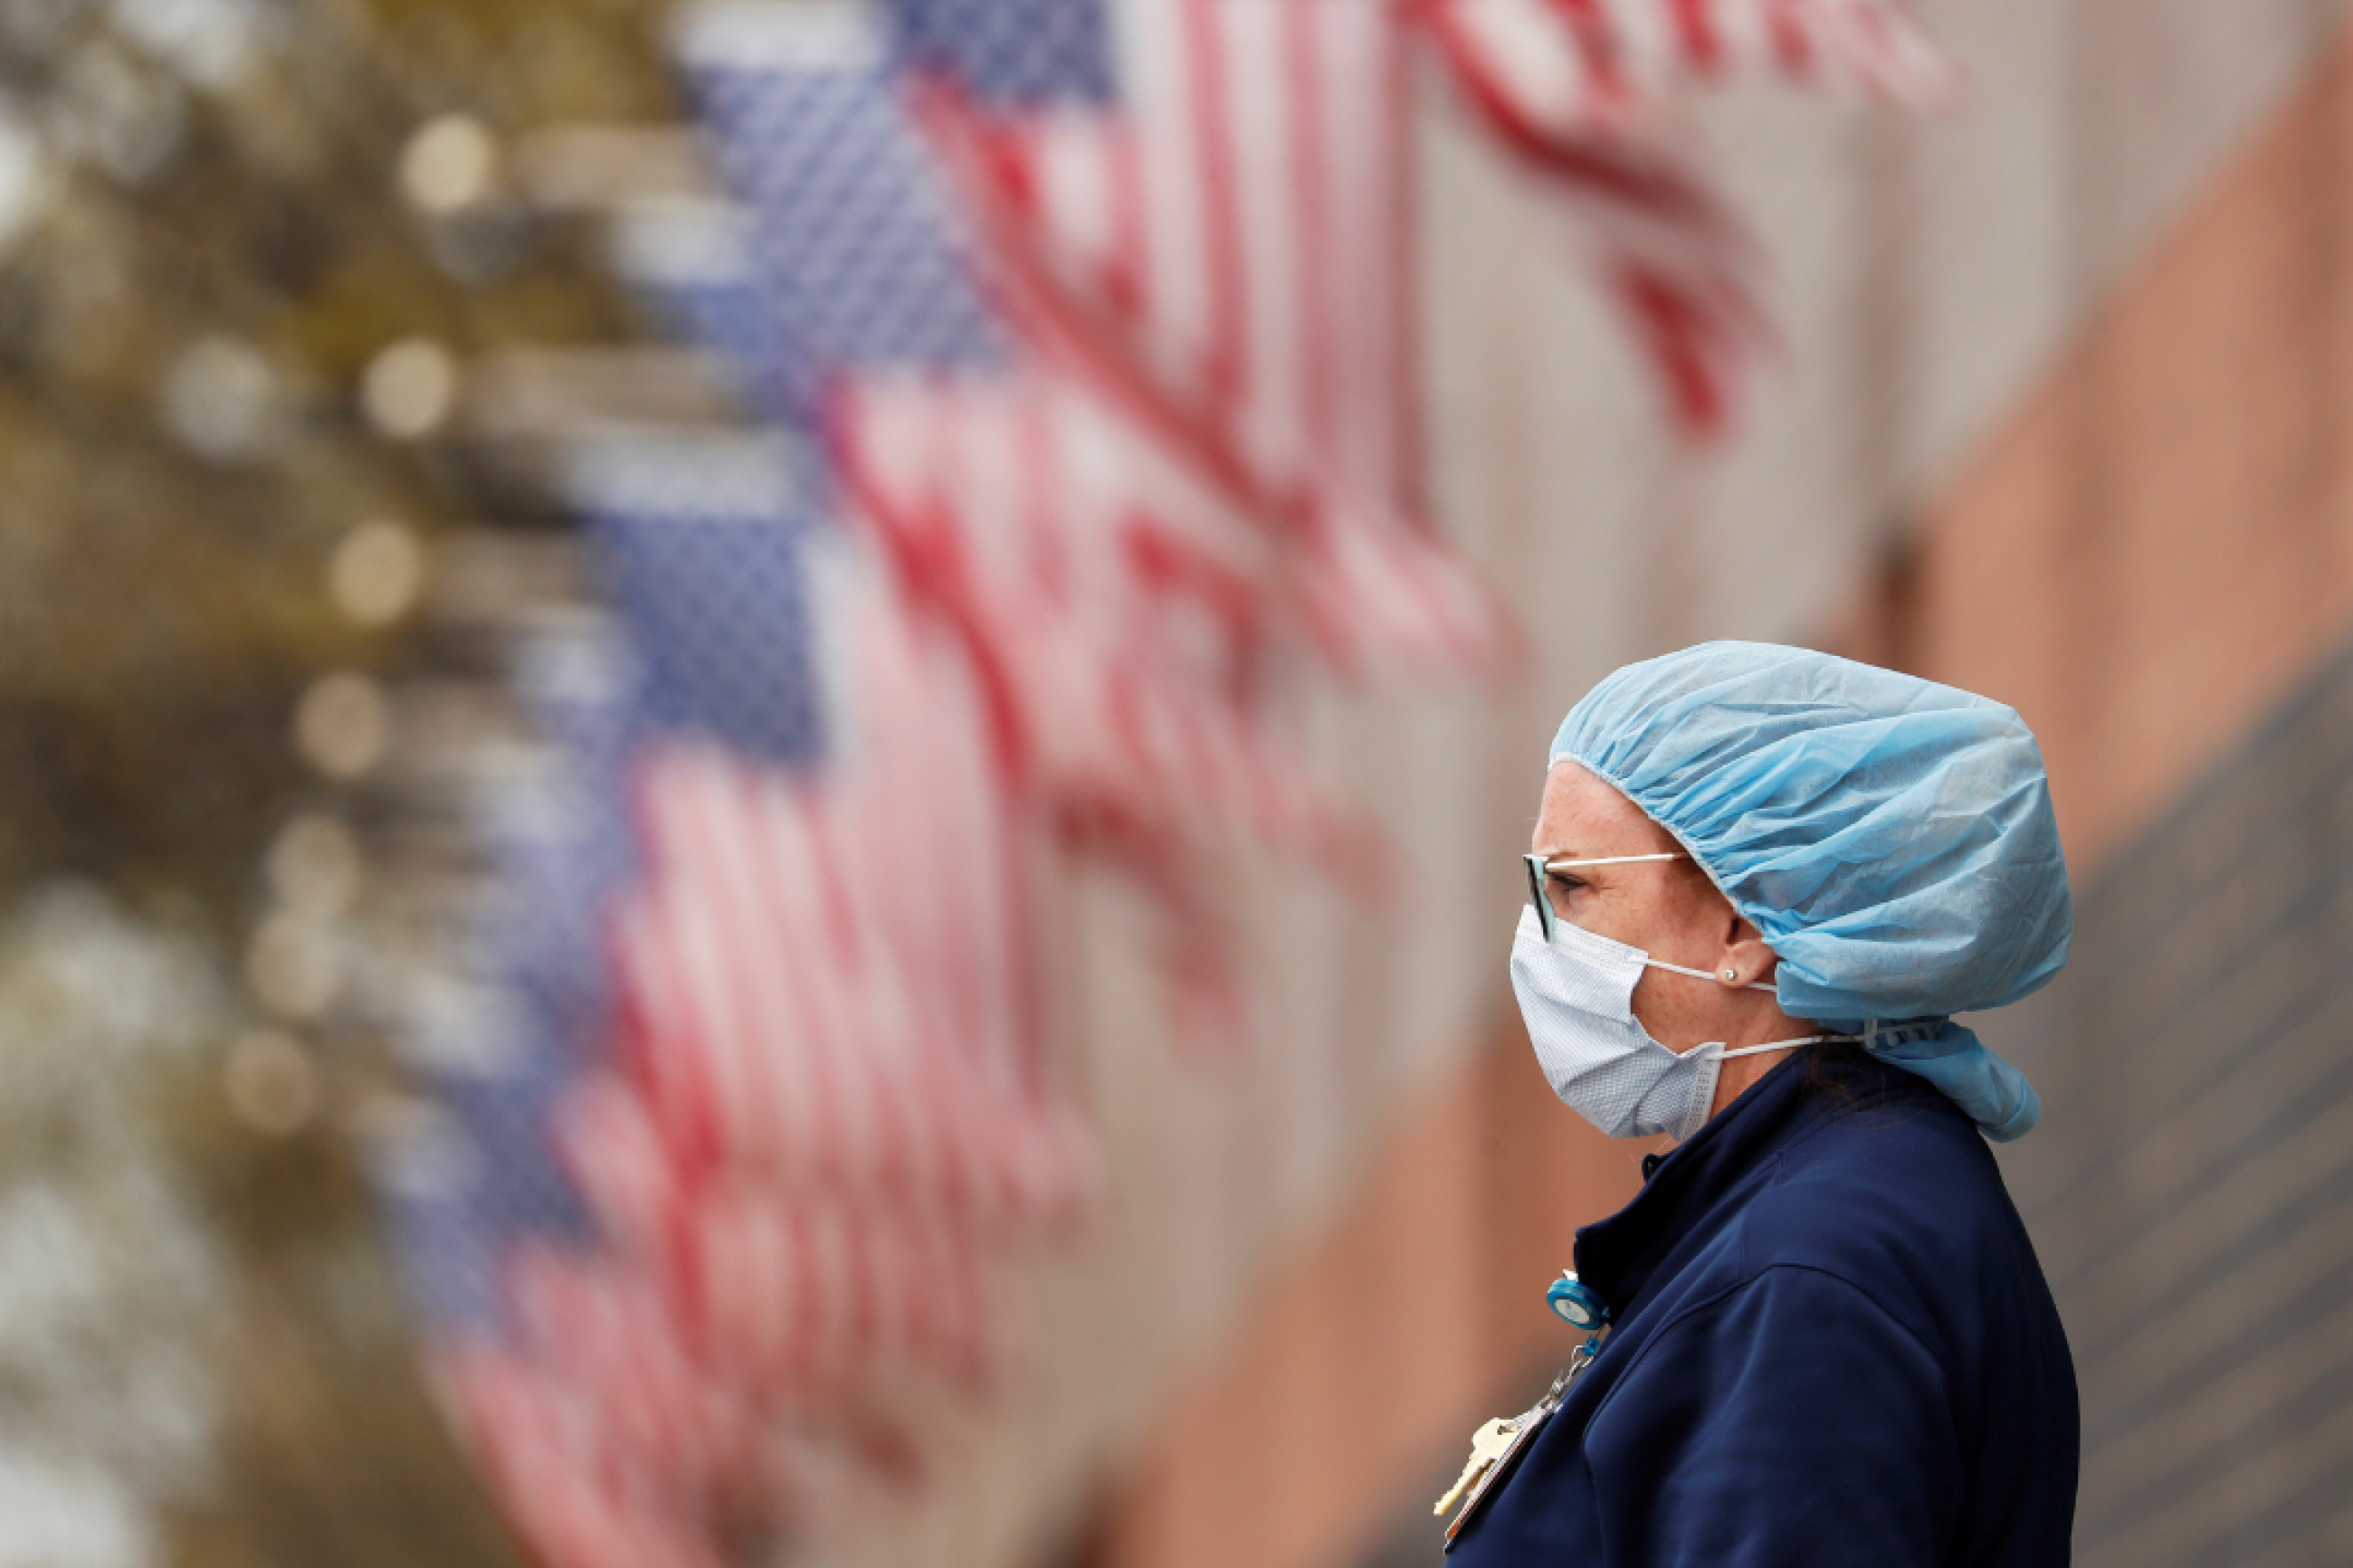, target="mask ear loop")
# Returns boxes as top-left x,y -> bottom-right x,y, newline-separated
1711,1032 -> 1857,1059
1643,955 -> 1777,992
